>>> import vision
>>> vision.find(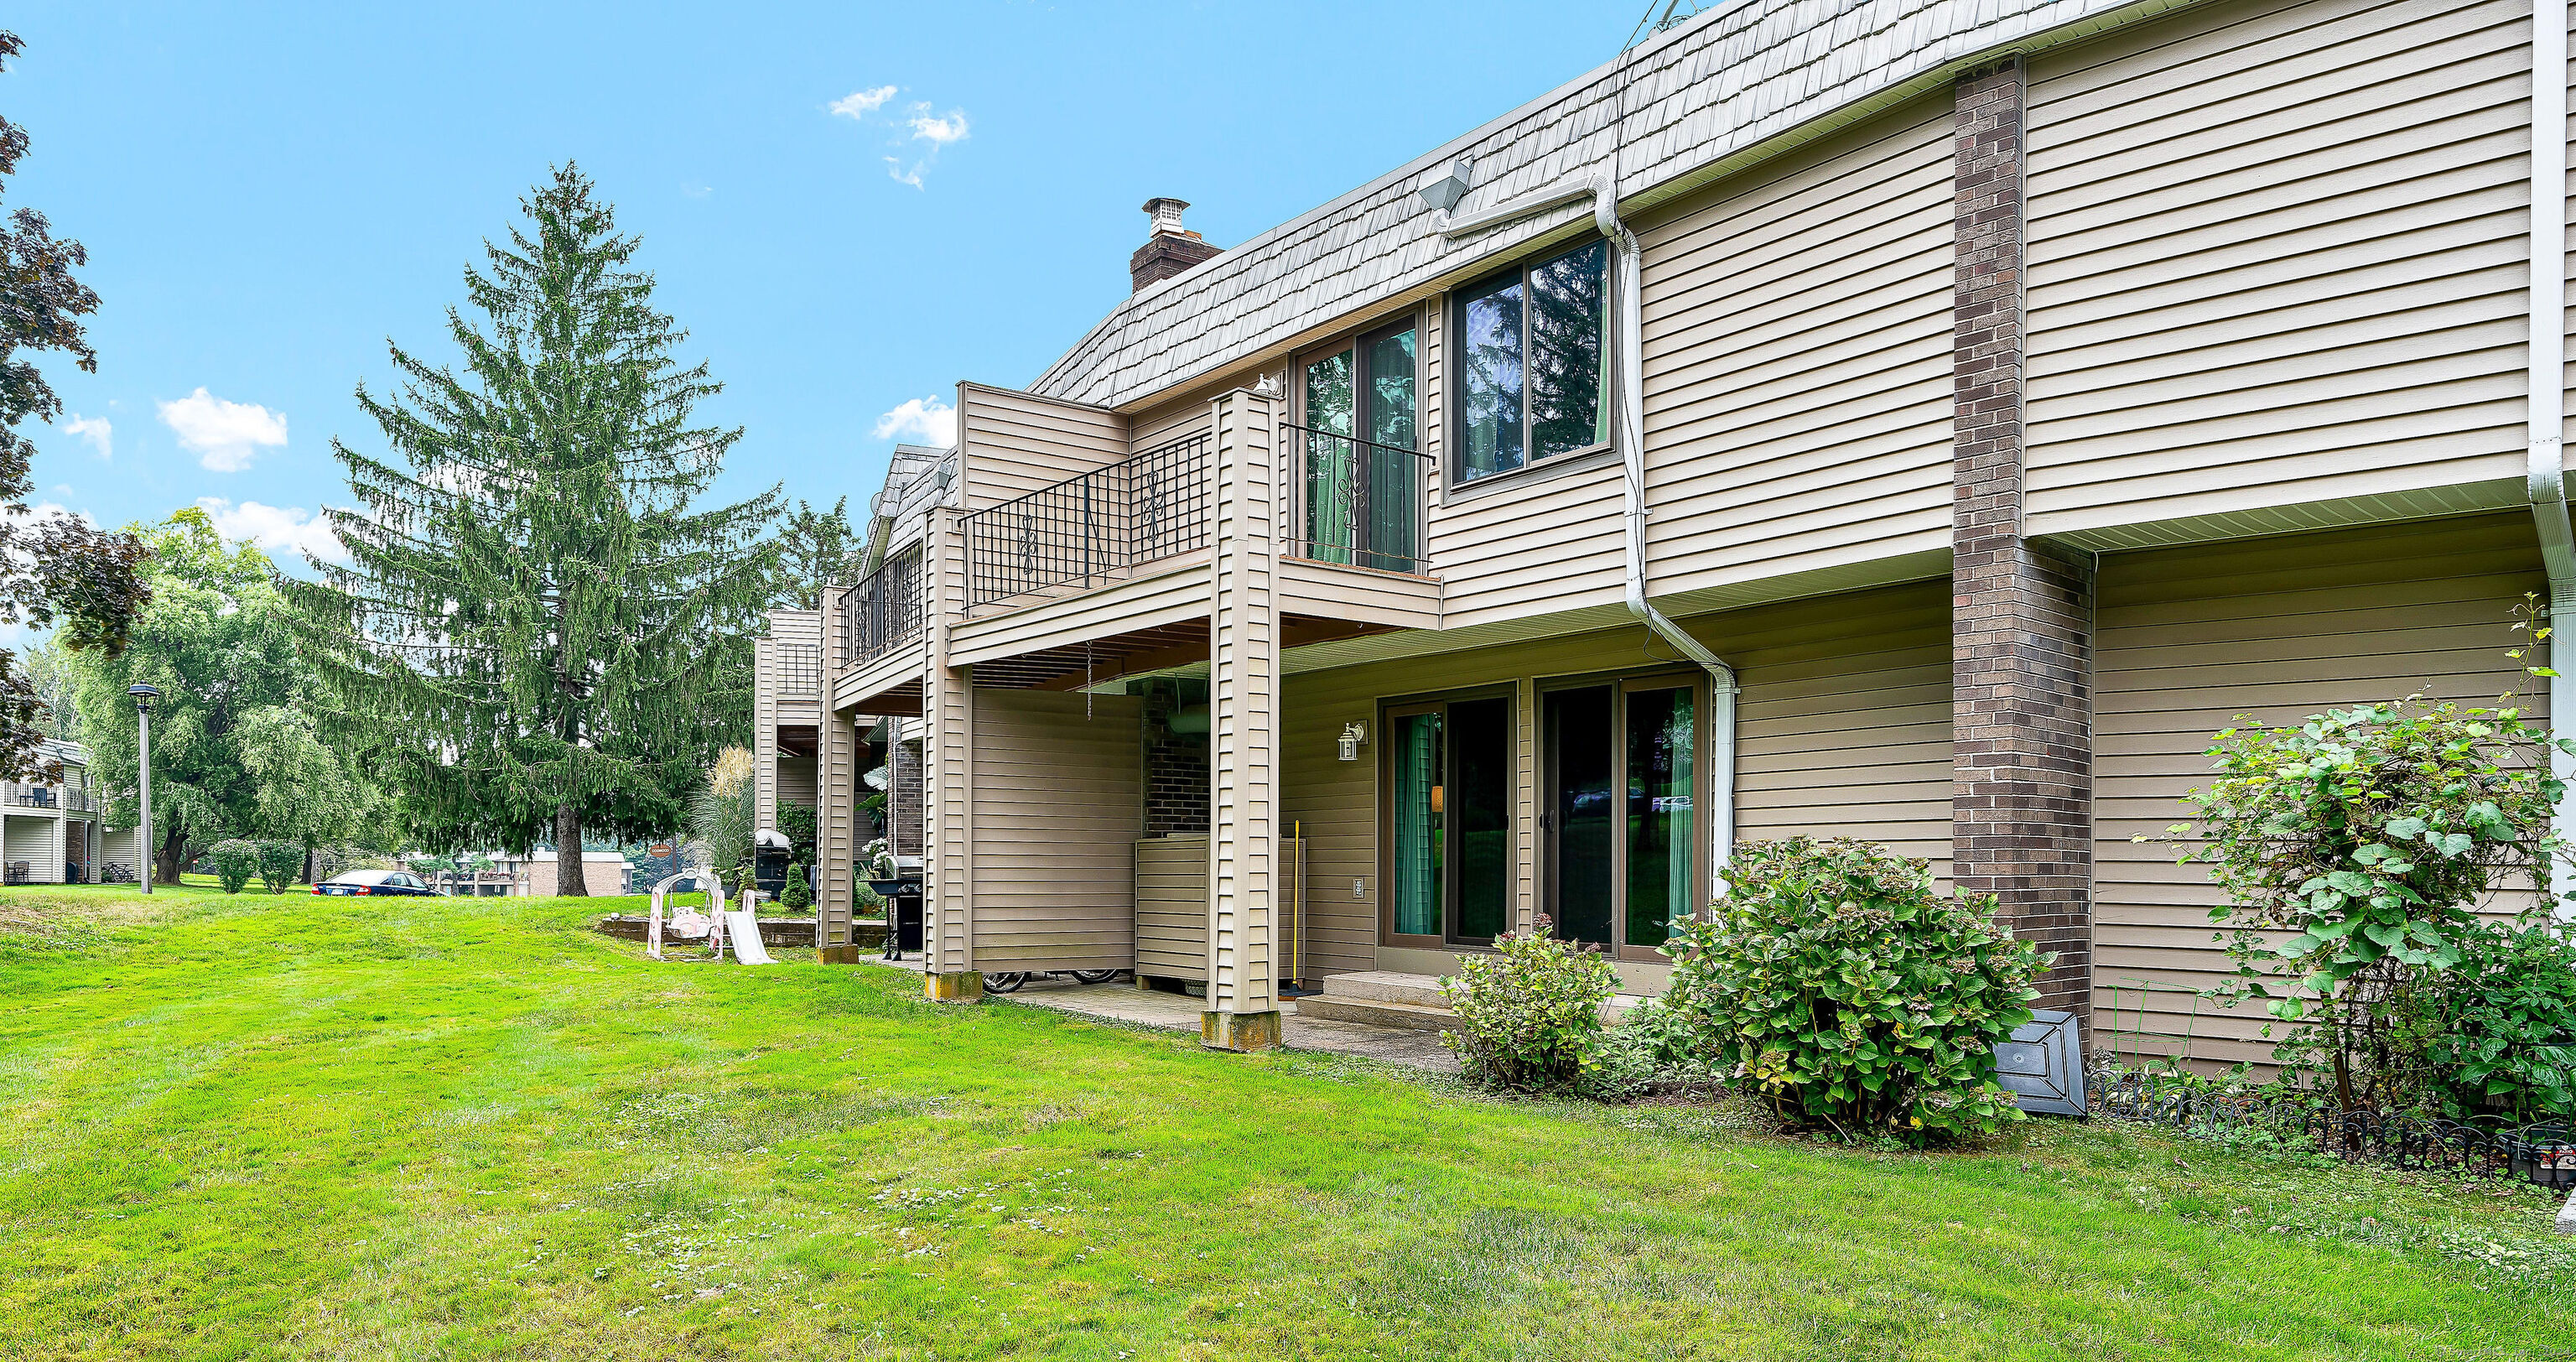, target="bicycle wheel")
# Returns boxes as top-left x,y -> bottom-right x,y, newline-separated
1067,969 -> 1121,985
982,971 -> 1028,994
